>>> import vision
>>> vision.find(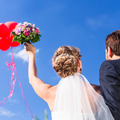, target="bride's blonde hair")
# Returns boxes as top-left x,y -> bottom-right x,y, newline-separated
52,46 -> 82,78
